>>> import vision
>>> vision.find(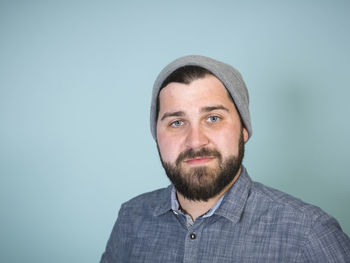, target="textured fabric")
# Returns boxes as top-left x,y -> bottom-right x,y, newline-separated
100,167 -> 350,262
150,55 -> 252,140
